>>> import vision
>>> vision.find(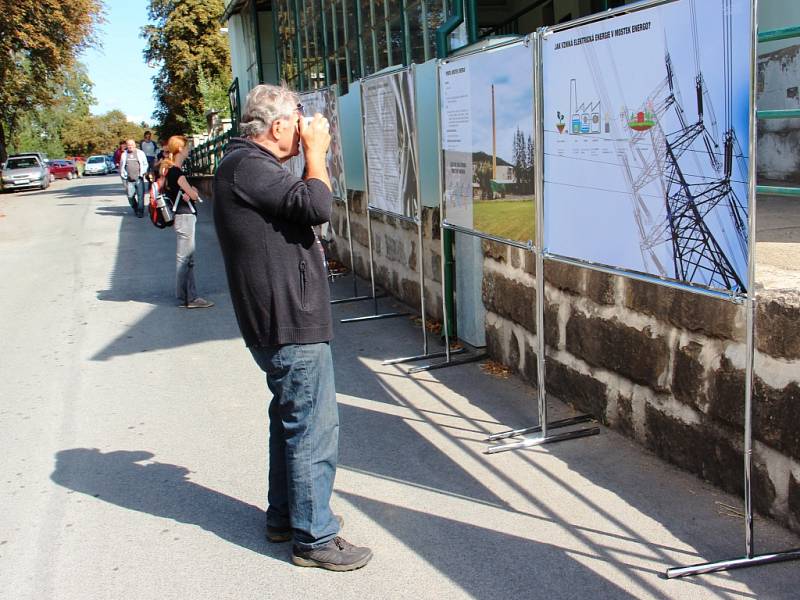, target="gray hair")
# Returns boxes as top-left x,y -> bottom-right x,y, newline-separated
240,84 -> 299,138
